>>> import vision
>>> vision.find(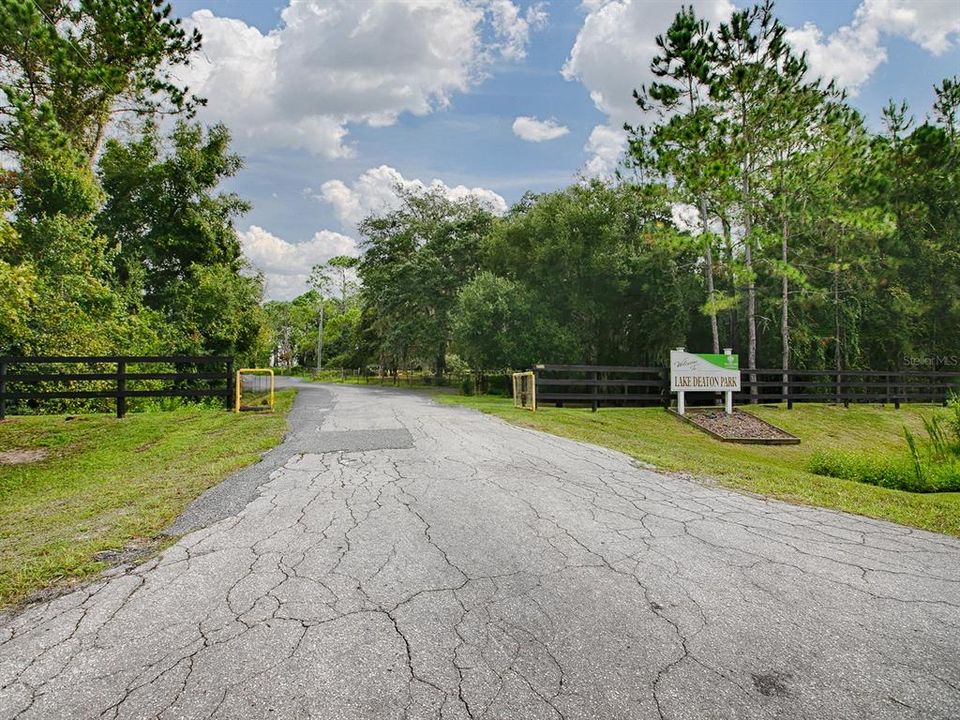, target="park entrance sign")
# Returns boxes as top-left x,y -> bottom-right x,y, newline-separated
670,349 -> 740,415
